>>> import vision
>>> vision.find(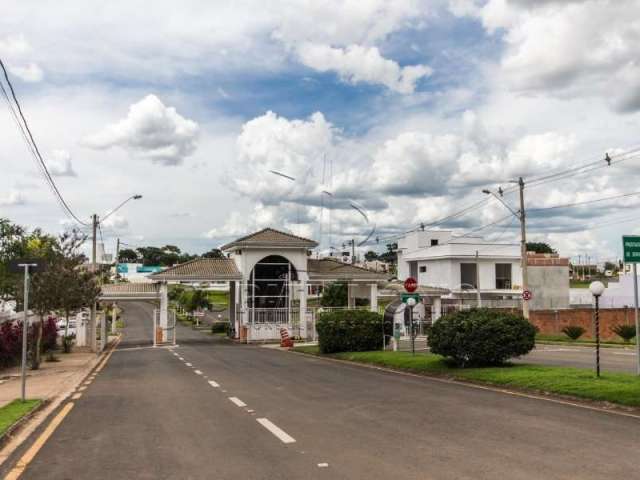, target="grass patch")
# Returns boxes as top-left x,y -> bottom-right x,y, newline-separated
295,349 -> 640,407
207,291 -> 228,307
0,399 -> 42,436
